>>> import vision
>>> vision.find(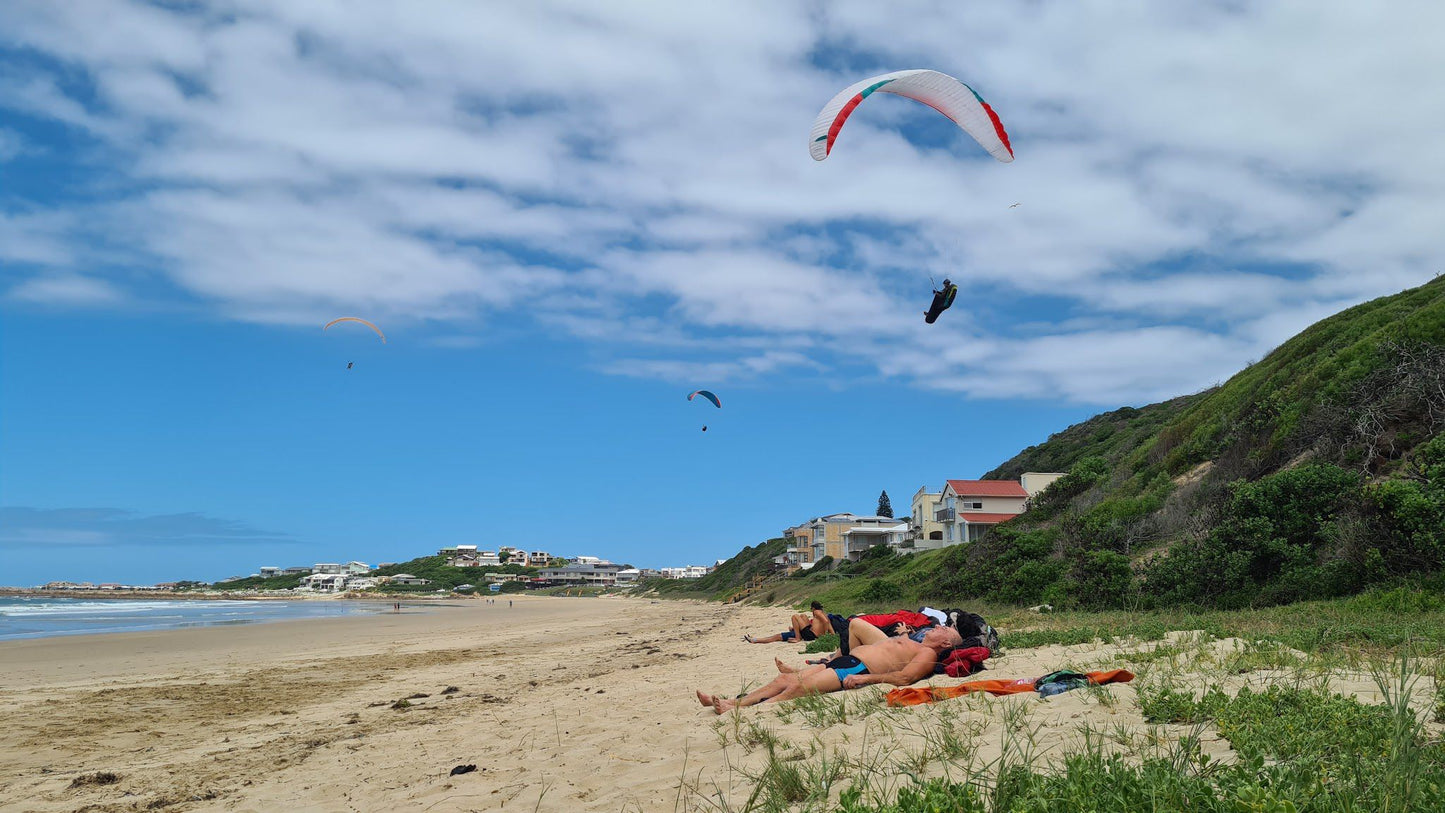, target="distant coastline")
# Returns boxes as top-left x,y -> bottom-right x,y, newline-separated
0,587 -> 463,602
